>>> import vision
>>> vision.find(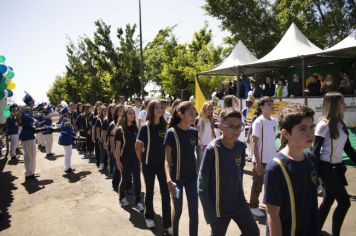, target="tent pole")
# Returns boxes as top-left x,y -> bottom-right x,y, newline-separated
301,56 -> 307,106
236,67 -> 243,110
